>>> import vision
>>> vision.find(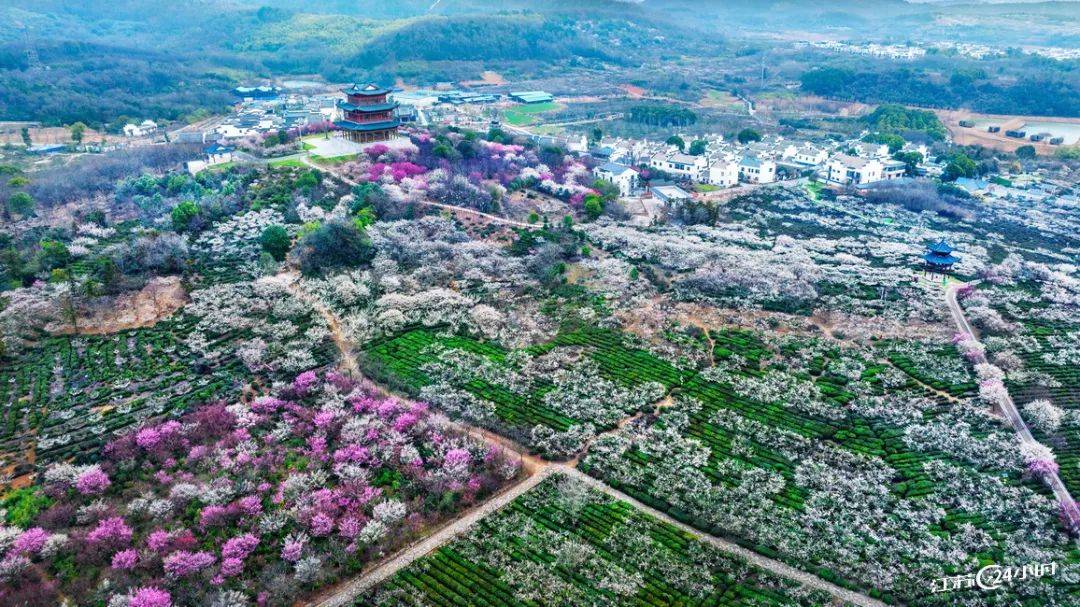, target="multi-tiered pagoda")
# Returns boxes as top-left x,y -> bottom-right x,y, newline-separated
335,84 -> 400,143
923,239 -> 960,273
